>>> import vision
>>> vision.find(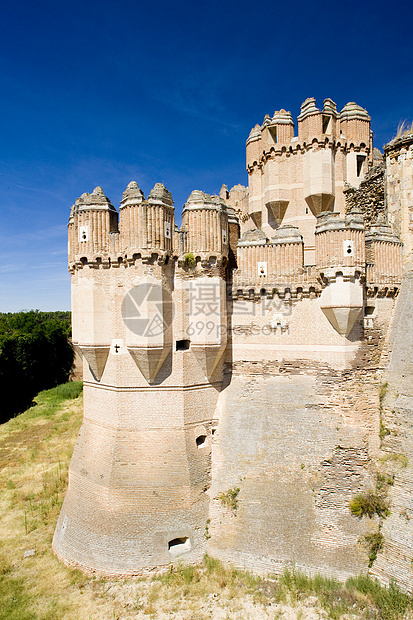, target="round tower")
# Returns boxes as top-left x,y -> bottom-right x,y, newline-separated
181,191 -> 229,258
54,182 -> 229,574
339,102 -> 372,188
